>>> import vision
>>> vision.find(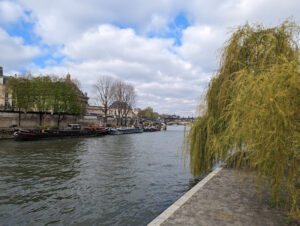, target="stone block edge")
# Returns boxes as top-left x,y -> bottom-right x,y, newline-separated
147,166 -> 224,226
